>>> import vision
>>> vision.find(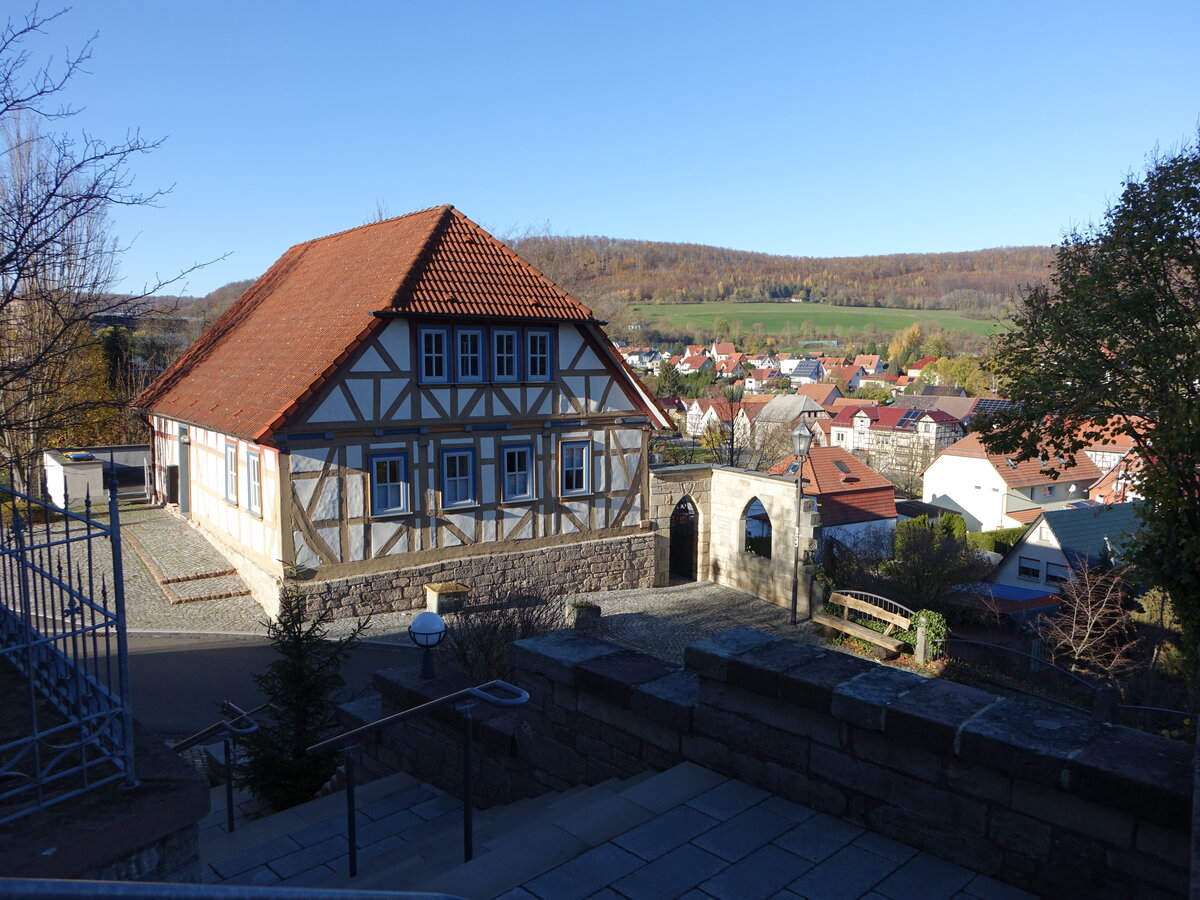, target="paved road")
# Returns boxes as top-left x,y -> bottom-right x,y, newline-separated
127,633 -> 422,738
